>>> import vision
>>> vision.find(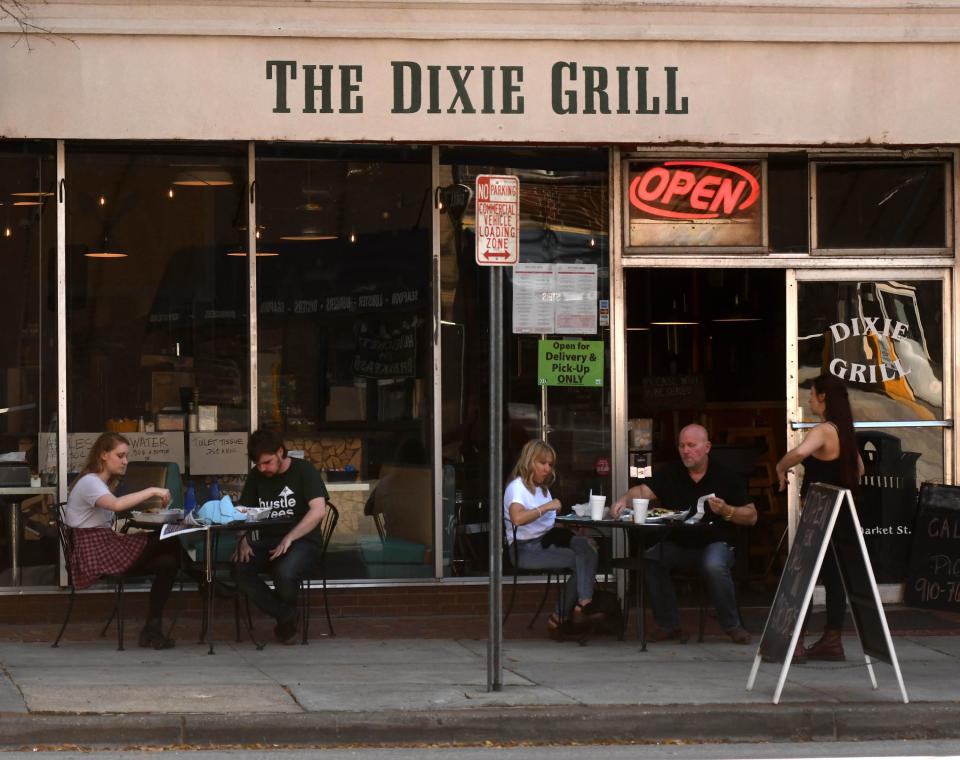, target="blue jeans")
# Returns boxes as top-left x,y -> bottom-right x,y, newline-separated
234,537 -> 319,624
644,540 -> 741,632
513,535 -> 598,616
